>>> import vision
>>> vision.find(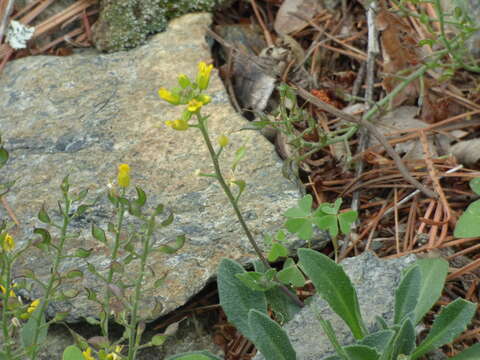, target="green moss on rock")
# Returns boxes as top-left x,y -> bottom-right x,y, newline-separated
93,0 -> 233,52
